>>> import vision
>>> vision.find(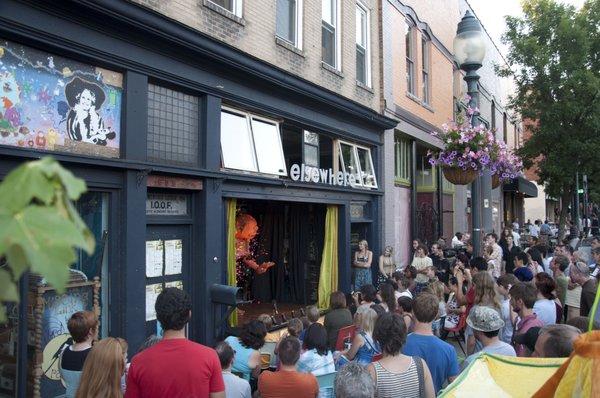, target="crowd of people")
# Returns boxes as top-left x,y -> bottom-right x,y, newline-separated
54,228 -> 598,398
